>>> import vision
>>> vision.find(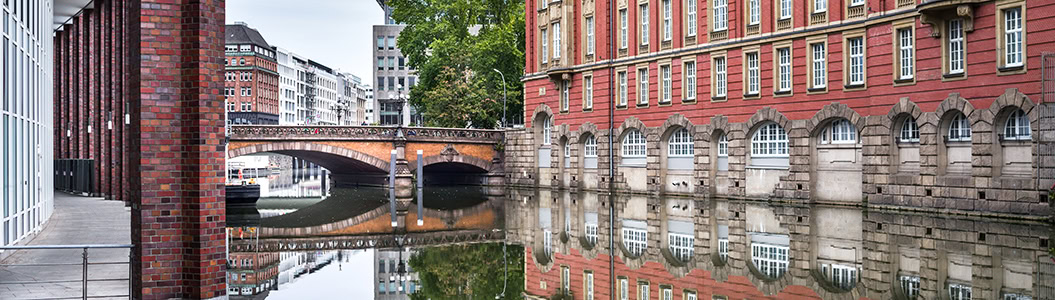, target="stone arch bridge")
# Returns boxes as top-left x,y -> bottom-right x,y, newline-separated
228,125 -> 506,188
